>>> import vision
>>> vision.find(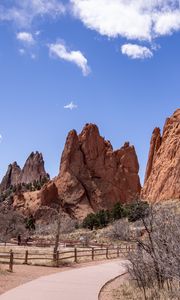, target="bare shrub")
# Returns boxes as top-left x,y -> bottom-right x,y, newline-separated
108,219 -> 131,241
0,209 -> 26,244
127,205 -> 180,299
35,216 -> 76,236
